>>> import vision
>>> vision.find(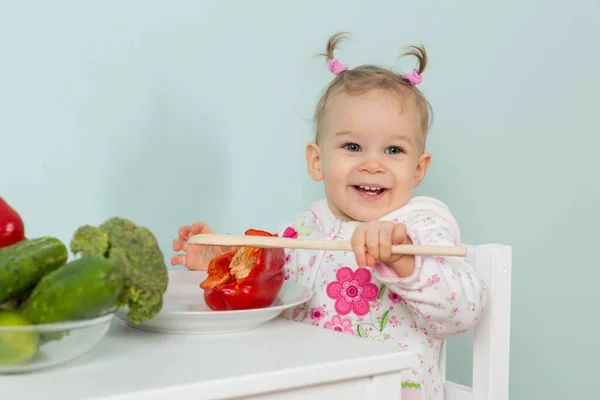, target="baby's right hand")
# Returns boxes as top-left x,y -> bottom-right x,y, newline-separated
171,222 -> 234,271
